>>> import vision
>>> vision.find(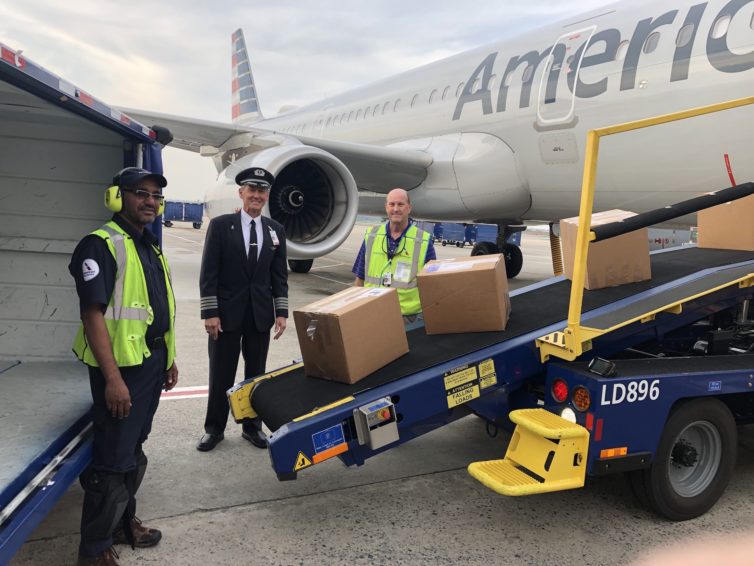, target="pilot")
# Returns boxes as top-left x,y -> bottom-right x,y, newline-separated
69,167 -> 178,566
353,187 -> 435,325
197,167 -> 288,452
